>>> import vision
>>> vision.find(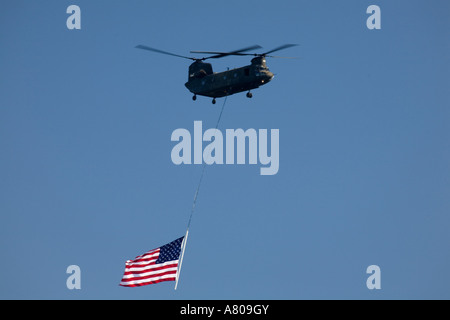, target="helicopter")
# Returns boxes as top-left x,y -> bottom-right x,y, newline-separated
135,44 -> 297,104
